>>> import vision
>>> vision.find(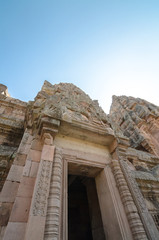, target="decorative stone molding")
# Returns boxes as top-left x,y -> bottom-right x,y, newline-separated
39,117 -> 60,137
44,148 -> 63,240
120,160 -> 147,212
112,157 -> 148,240
32,160 -> 52,216
42,133 -> 53,146
120,159 -> 159,240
